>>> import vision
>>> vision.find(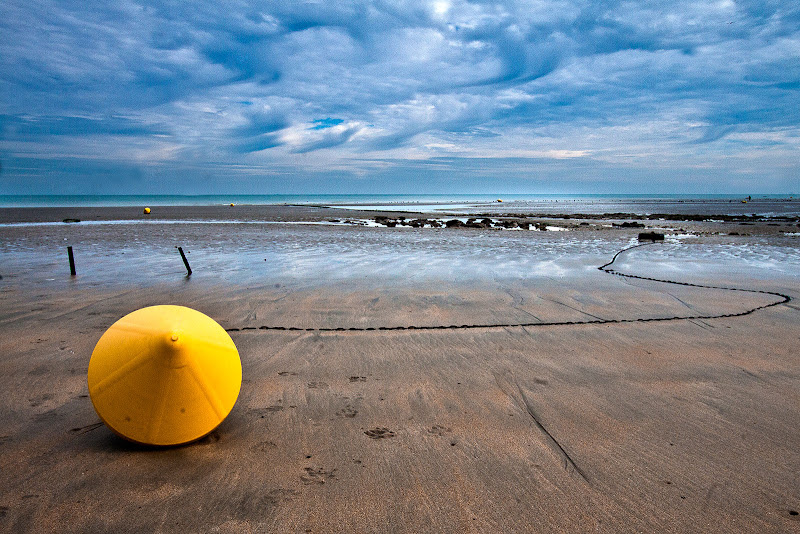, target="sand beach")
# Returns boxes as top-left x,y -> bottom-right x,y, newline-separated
0,202 -> 798,532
